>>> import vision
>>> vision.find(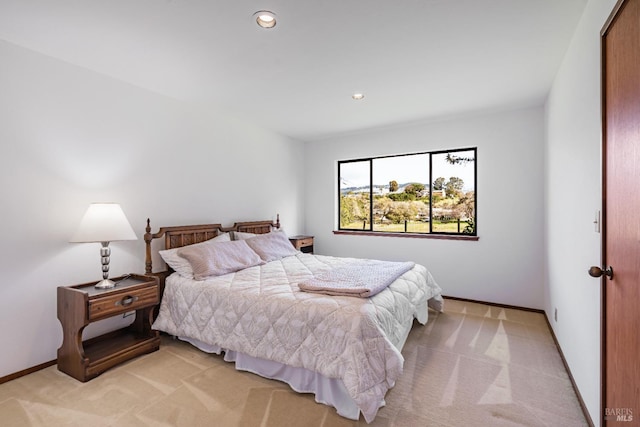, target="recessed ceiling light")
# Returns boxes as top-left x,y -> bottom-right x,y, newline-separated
254,10 -> 276,28
352,93 -> 365,100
